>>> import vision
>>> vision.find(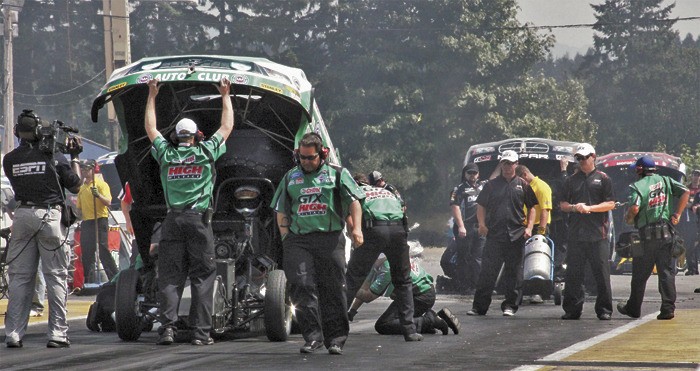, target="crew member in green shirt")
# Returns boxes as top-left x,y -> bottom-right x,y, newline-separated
618,156 -> 689,320
348,251 -> 460,336
145,77 -> 234,346
271,132 -> 364,355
